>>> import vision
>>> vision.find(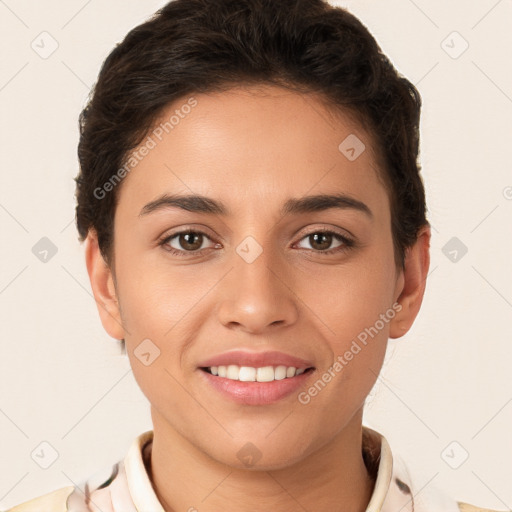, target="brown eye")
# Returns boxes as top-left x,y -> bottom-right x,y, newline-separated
160,230 -> 216,256
176,232 -> 204,251
308,232 -> 335,251
296,230 -> 354,254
